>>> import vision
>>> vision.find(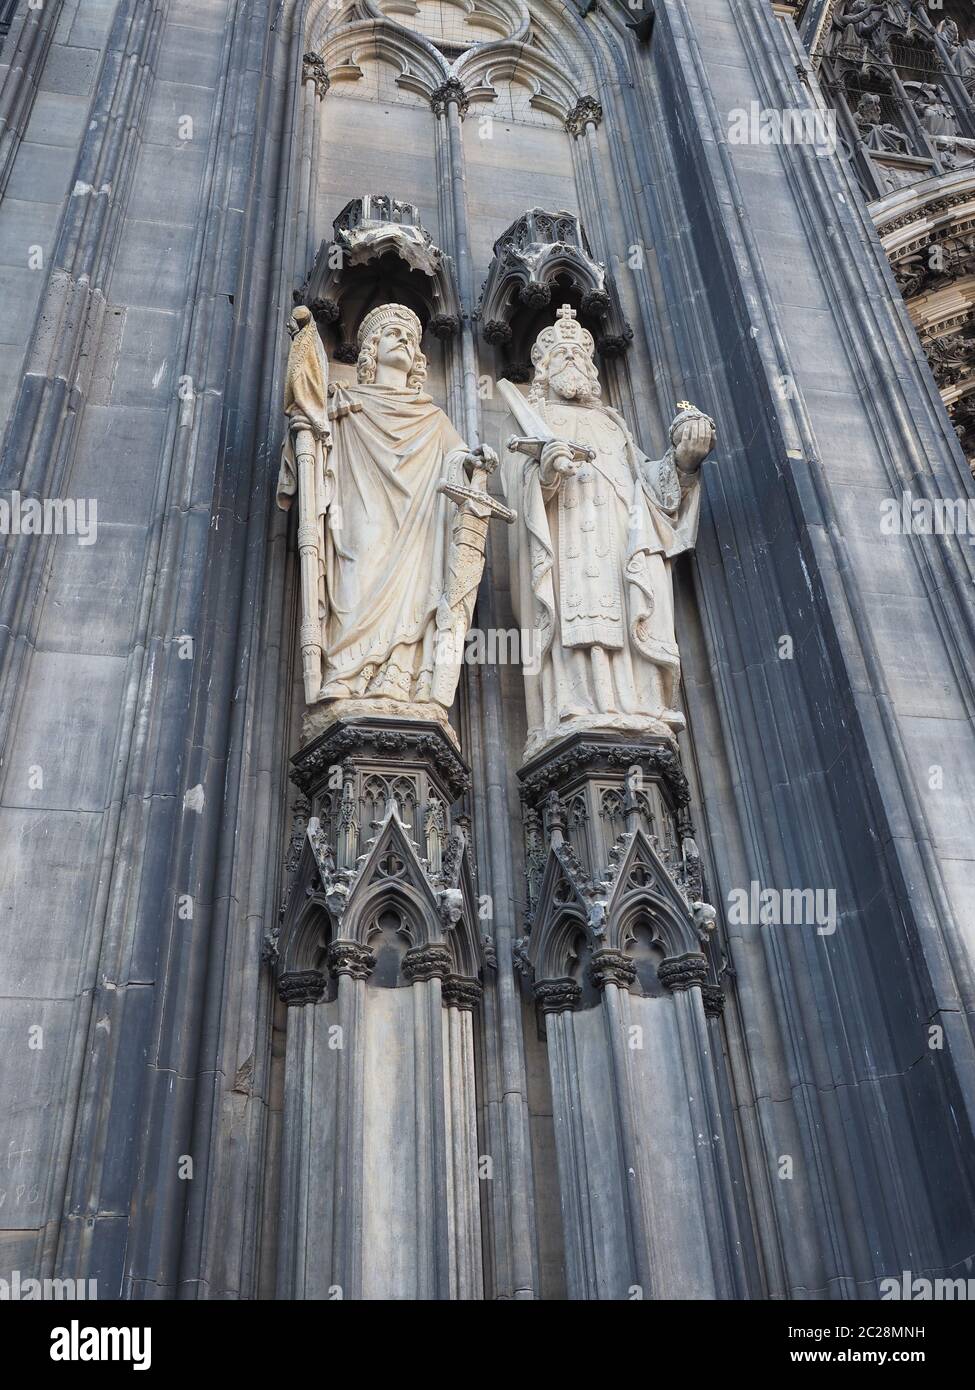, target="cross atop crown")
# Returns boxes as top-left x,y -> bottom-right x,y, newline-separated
531,302 -> 595,365
554,303 -> 586,341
